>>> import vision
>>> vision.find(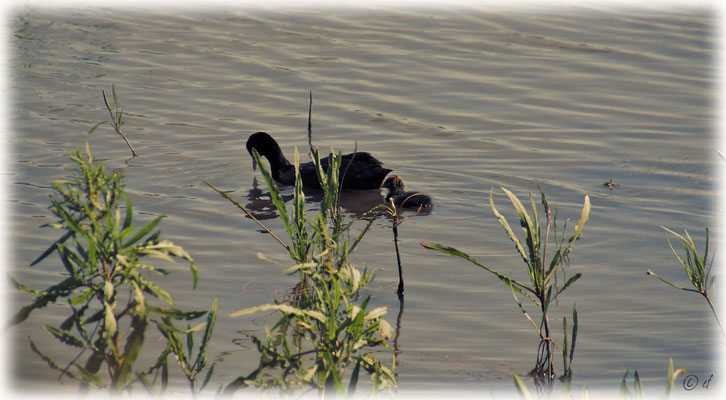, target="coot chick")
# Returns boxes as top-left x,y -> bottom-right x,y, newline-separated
246,132 -> 392,190
381,175 -> 433,209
